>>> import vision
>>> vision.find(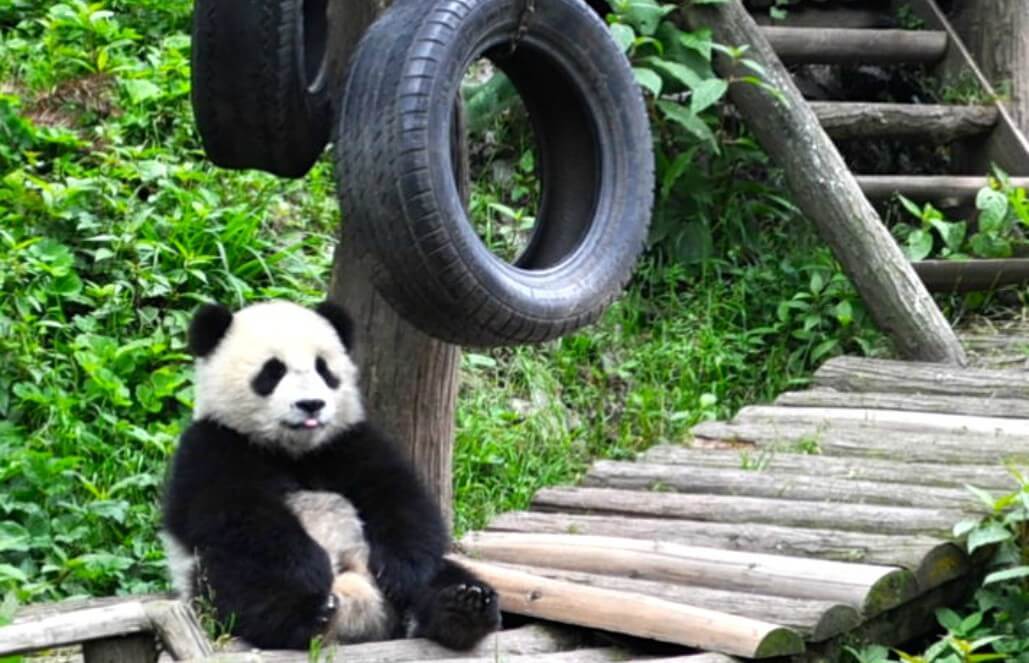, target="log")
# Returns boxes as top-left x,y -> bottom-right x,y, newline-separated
814,356 -> 1029,399
752,7 -> 888,29
762,27 -> 946,65
856,175 -> 1029,202
14,595 -> 172,622
684,0 -> 966,365
644,657 -> 740,663
0,601 -> 151,657
691,419 -> 1029,466
176,624 -> 583,663
182,648 -> 629,663
83,634 -> 156,663
733,405 -> 1029,436
477,561 -> 860,641
556,480 -> 962,535
951,0 -> 1029,135
454,557 -> 806,658
143,601 -> 213,660
459,532 -> 913,616
637,445 -> 1021,491
486,511 -> 967,590
811,102 -> 996,141
576,462 -> 979,511
914,258 -> 1029,293
775,388 -> 1029,420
